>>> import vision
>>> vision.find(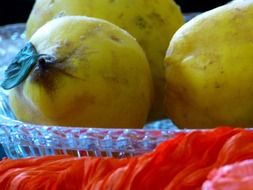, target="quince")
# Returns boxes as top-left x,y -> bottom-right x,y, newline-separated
165,0 -> 253,128
3,16 -> 153,128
